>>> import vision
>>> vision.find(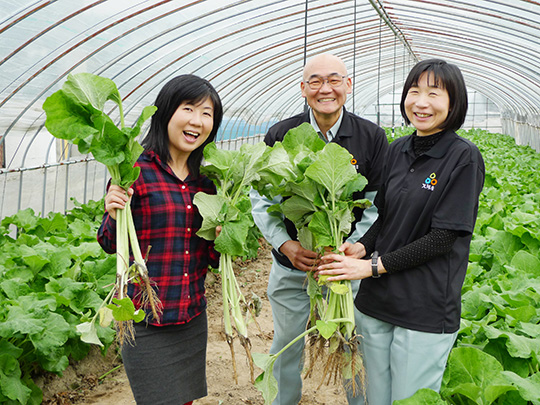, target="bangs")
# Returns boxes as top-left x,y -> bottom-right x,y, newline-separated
411,69 -> 445,90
